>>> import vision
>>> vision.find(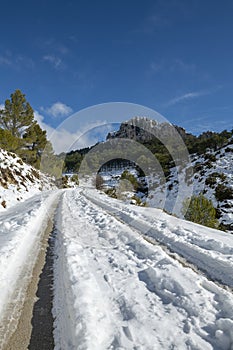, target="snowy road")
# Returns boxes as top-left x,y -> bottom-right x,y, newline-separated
0,188 -> 233,349
53,189 -> 233,350
84,189 -> 233,289
0,190 -> 61,349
